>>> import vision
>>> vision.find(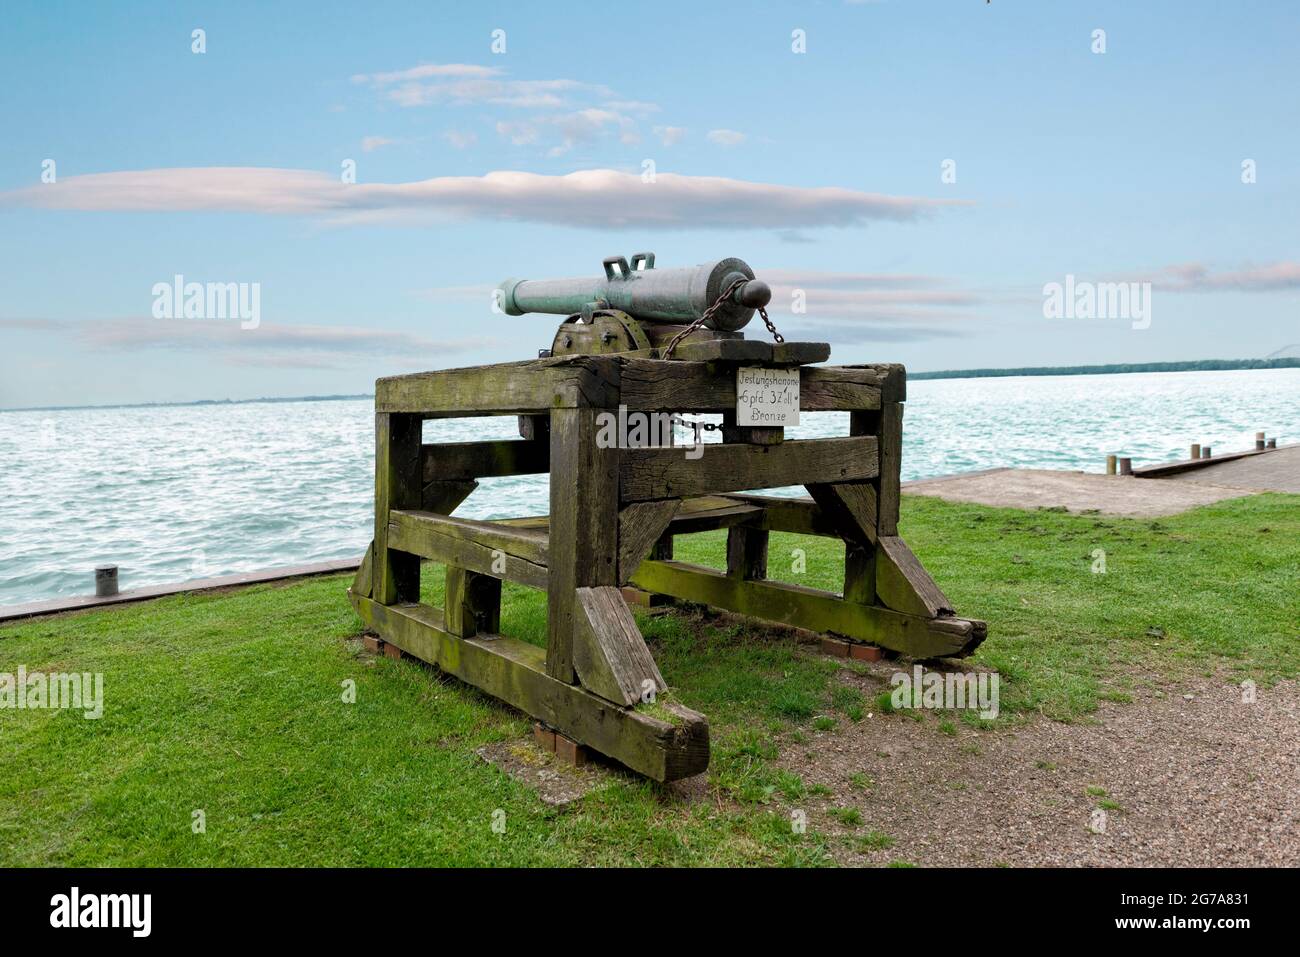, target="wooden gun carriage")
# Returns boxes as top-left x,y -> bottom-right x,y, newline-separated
349,255 -> 985,781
